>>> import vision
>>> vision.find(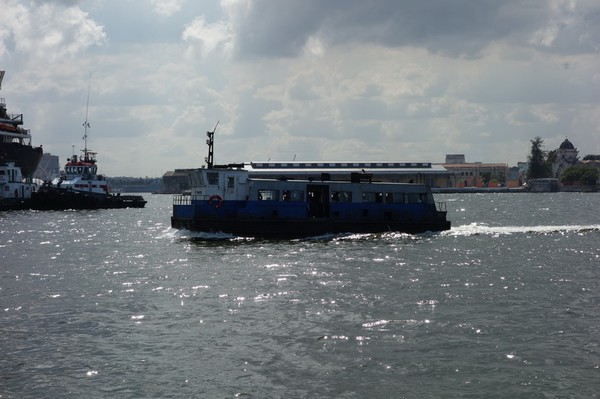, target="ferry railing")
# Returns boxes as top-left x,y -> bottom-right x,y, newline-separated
173,194 -> 191,206
436,201 -> 447,212
191,194 -> 213,203
173,194 -> 213,205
